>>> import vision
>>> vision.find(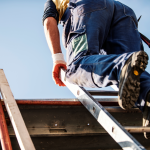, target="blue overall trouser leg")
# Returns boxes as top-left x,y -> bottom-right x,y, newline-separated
63,0 -> 150,112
